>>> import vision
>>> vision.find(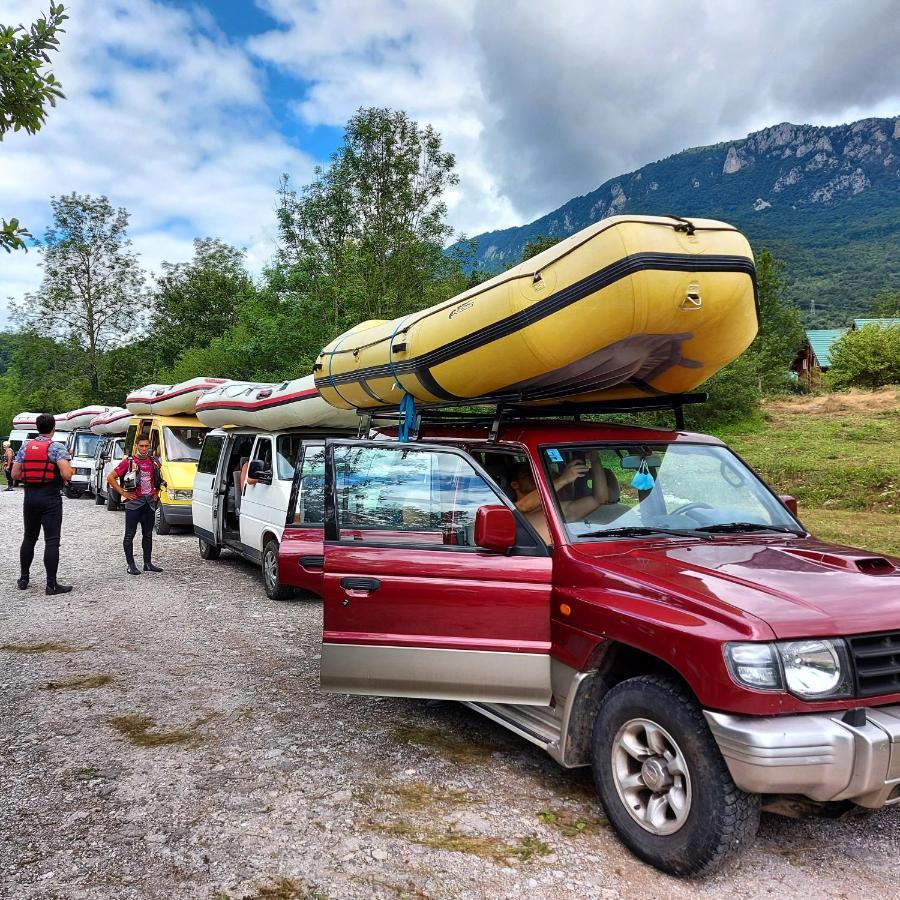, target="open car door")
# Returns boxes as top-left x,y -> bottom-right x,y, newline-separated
320,440 -> 553,704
